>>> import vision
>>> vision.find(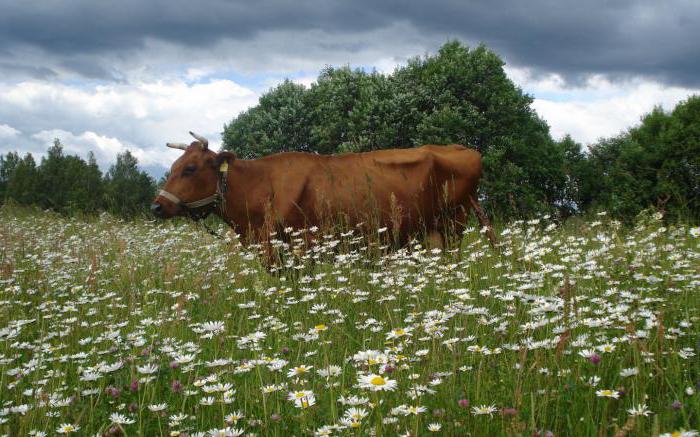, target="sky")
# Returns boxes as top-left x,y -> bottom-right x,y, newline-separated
1,0 -> 699,178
